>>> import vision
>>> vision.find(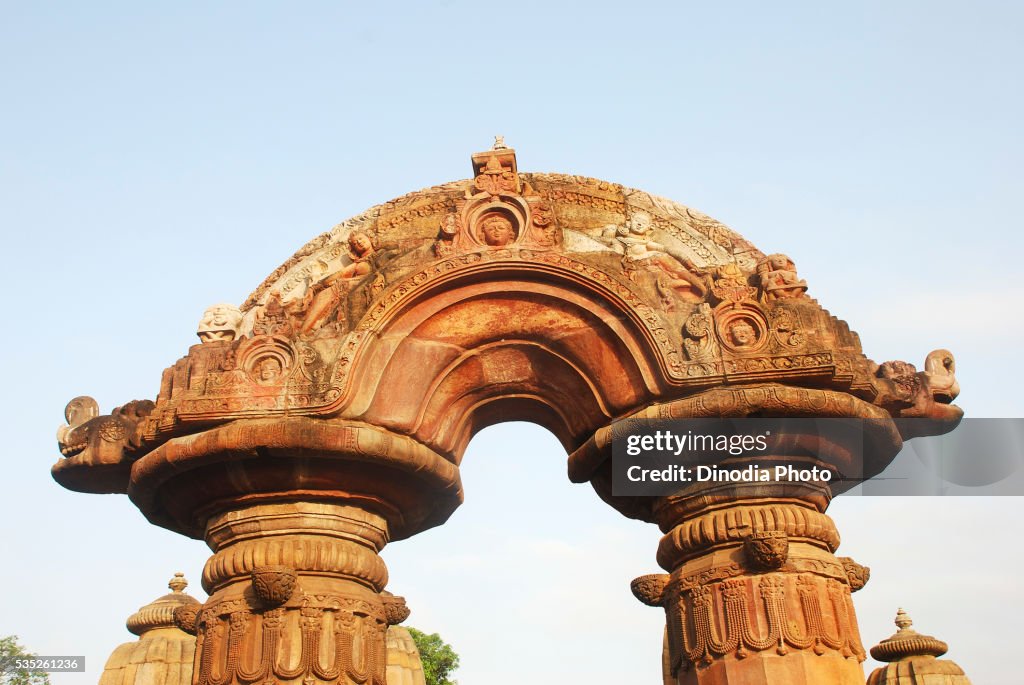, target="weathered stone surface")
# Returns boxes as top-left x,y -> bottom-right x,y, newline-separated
54,142 -> 964,685
98,574 -> 199,685
385,626 -> 427,685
